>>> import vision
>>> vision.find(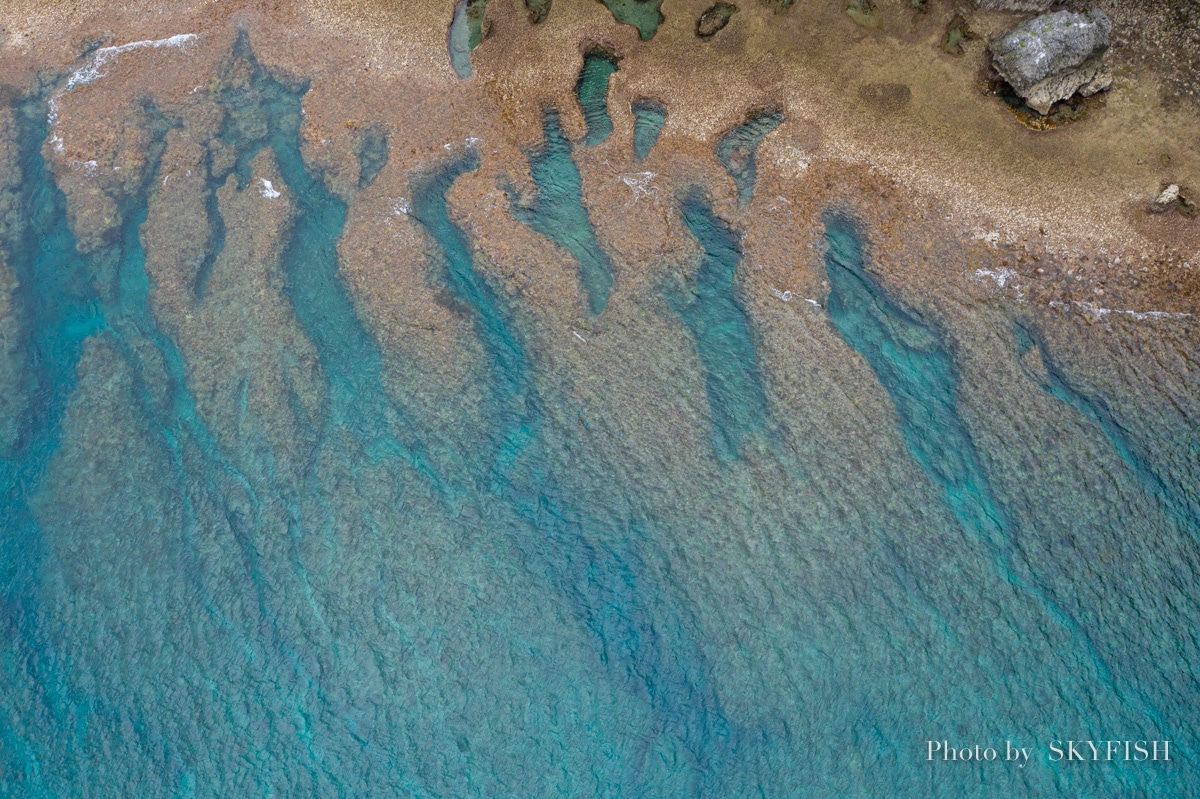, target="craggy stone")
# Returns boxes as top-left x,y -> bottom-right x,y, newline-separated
989,10 -> 1113,115
1151,184 -> 1181,212
1153,184 -> 1199,217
